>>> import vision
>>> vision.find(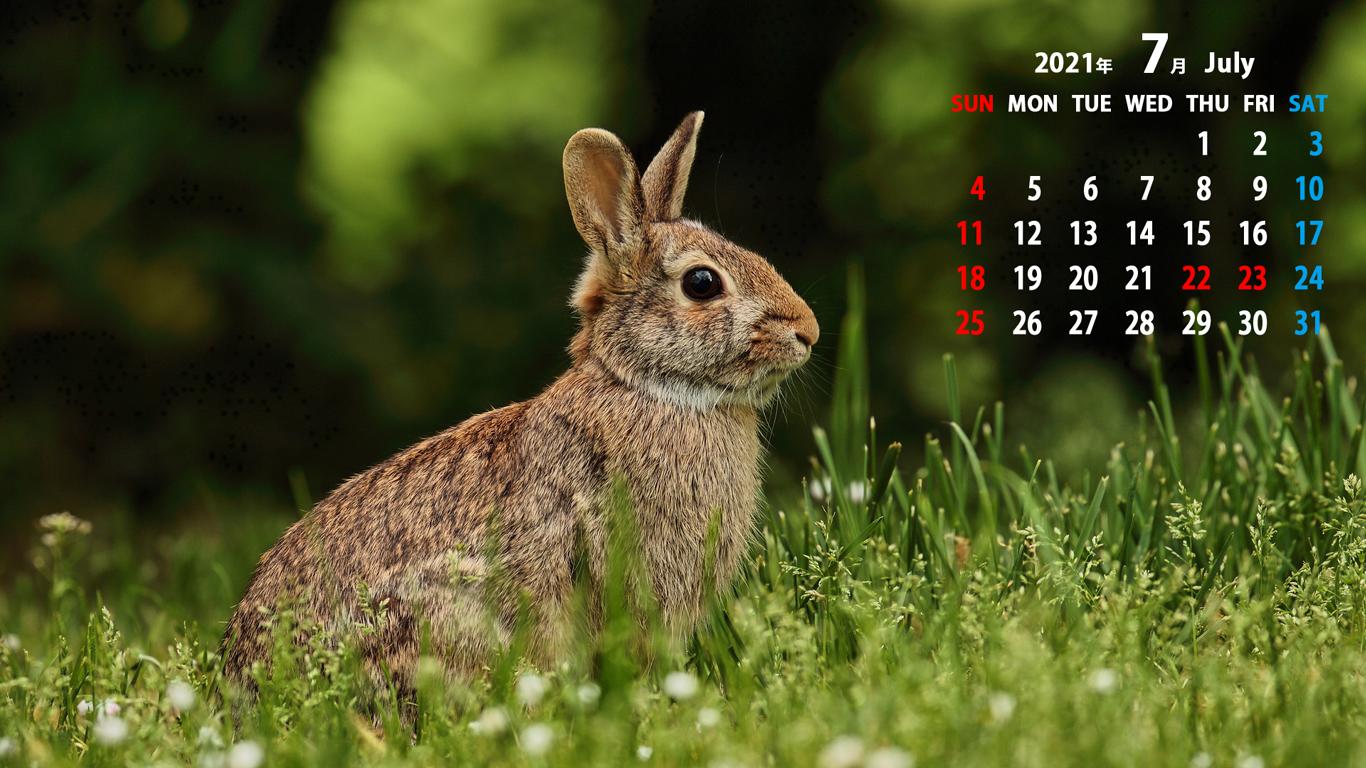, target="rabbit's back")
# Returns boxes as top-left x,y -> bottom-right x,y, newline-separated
222,400 -> 557,686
